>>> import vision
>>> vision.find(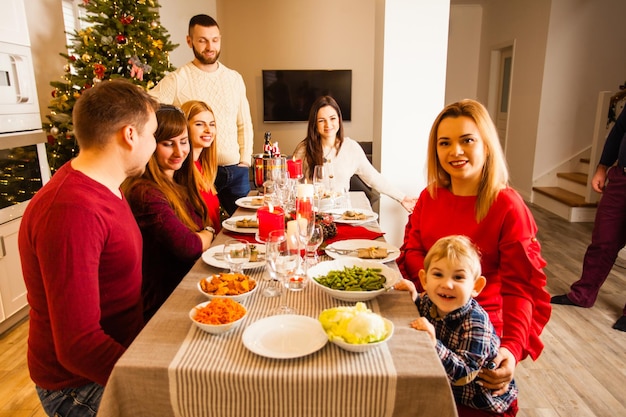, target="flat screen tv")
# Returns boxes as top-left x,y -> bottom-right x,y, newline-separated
262,69 -> 352,122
